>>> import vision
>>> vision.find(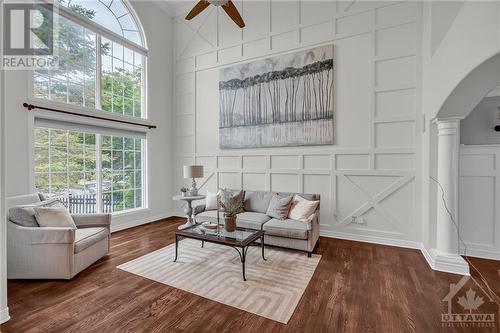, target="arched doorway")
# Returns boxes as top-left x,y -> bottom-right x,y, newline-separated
431,53 -> 500,275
